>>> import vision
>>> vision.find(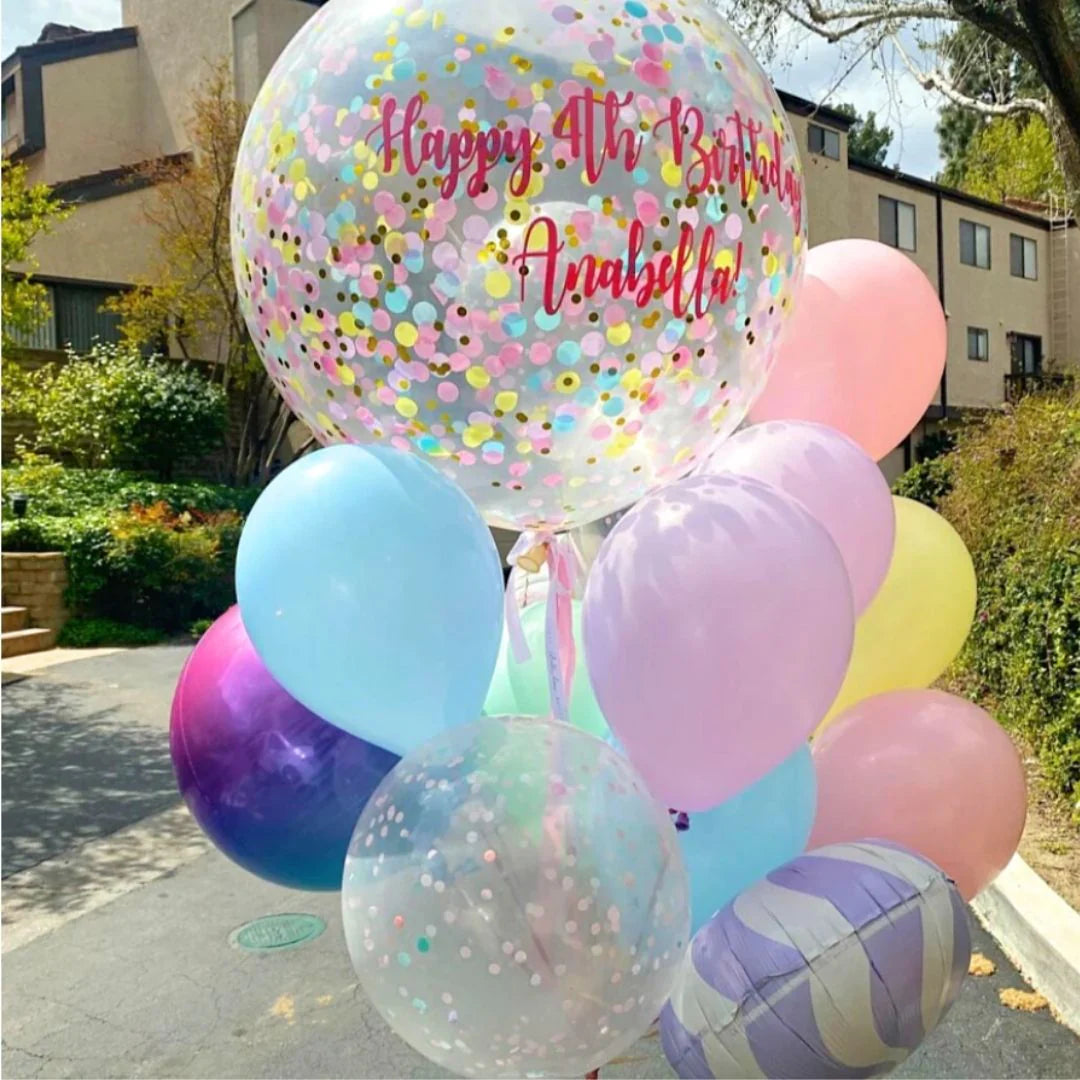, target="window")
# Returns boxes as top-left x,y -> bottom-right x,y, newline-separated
1010,234 -> 1037,279
967,327 -> 989,361
1,83 -> 14,143
53,283 -> 125,352
959,220 -> 990,269
879,196 -> 916,251
807,123 -> 840,160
